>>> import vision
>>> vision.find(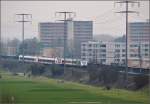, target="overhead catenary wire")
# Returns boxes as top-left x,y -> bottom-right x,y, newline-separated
94,15 -> 124,25
93,8 -> 115,21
